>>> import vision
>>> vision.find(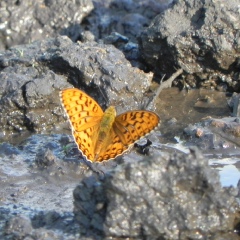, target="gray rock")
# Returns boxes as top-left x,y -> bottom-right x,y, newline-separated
73,148 -> 239,239
4,214 -> 76,240
0,0 -> 94,50
4,216 -> 33,239
139,0 -> 240,90
0,36 -> 154,139
0,0 -> 174,51
183,117 -> 240,157
0,134 -> 86,240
